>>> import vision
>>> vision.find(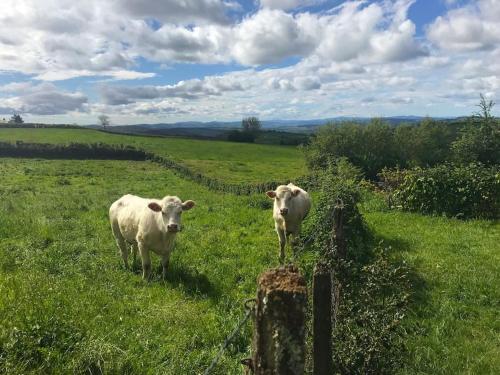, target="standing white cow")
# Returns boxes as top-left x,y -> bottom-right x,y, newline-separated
266,183 -> 311,263
109,194 -> 195,280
